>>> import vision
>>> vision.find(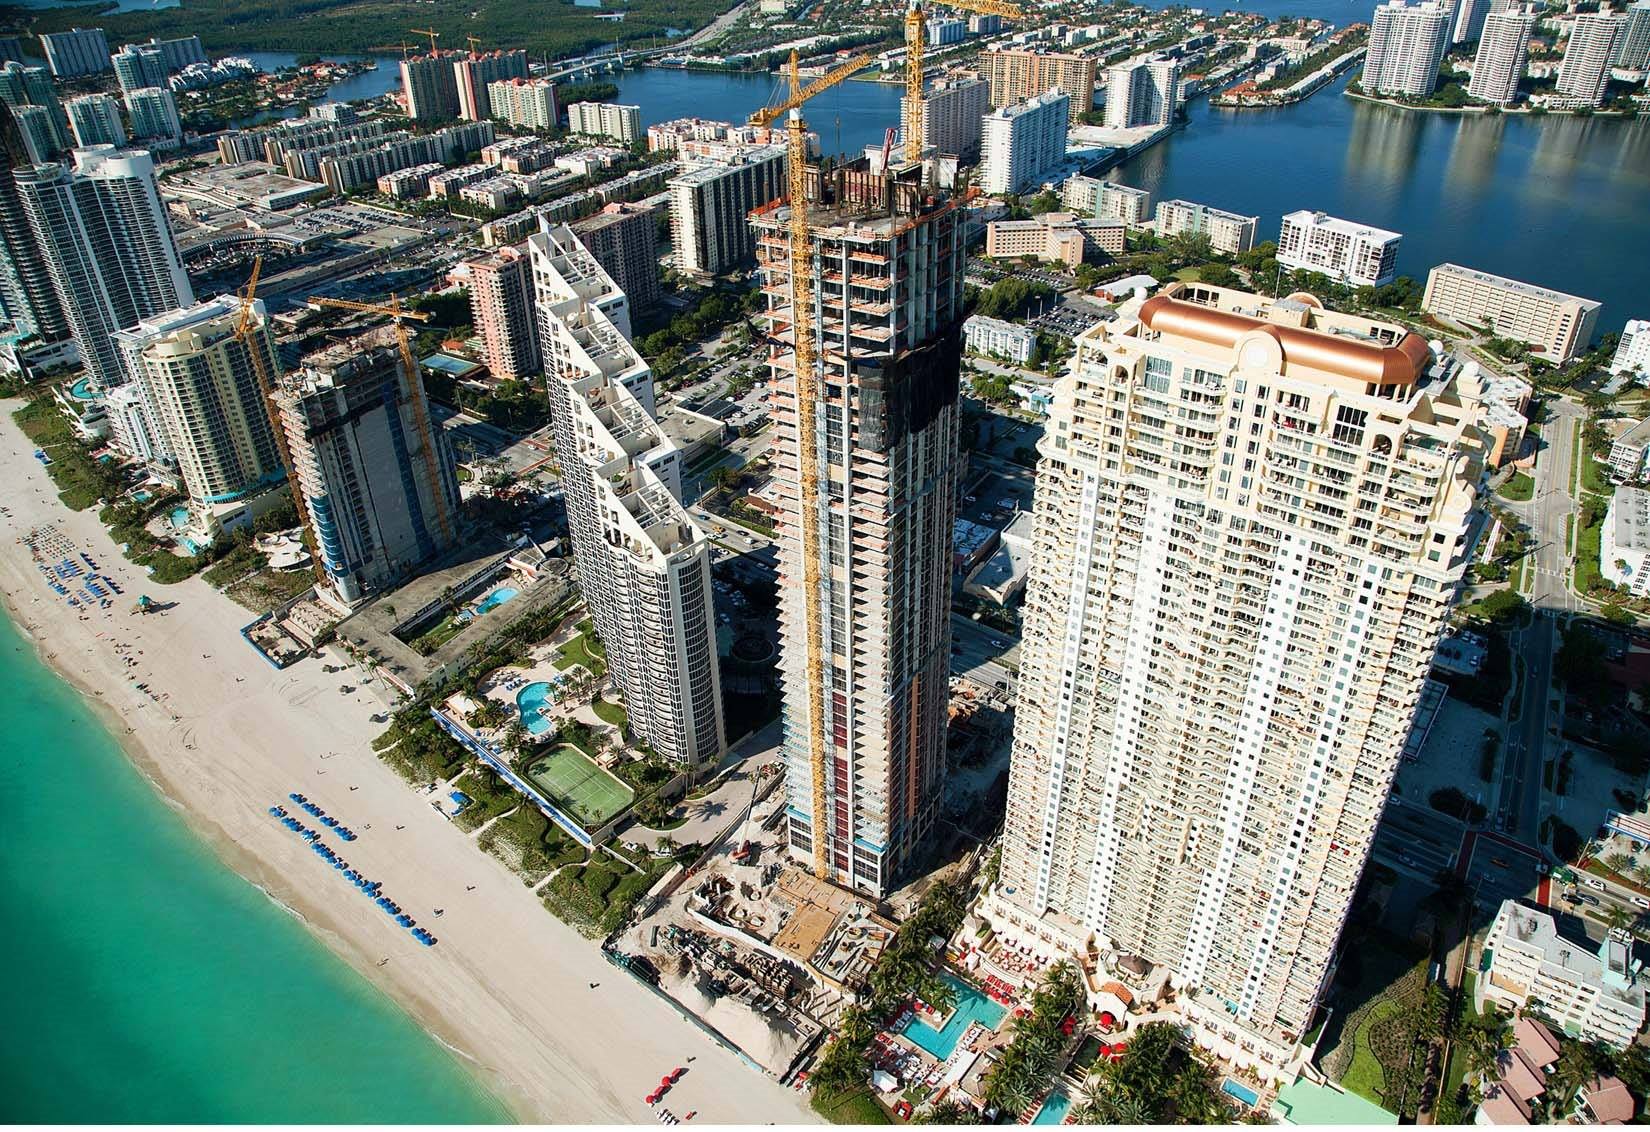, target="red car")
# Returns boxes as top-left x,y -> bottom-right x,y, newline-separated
671,1067 -> 688,1082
